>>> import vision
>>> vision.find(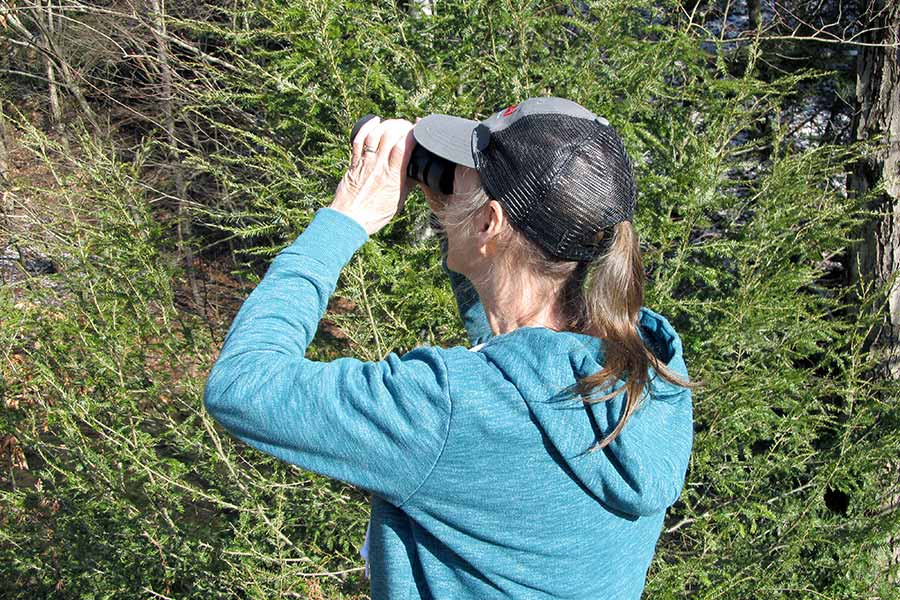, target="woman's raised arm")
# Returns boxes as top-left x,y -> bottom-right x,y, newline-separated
203,207 -> 452,507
